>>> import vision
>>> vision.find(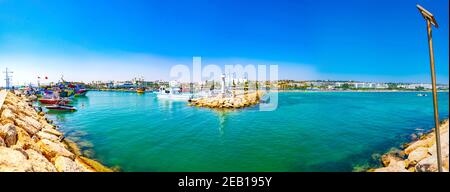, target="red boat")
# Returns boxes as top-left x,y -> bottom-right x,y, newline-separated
38,98 -> 70,105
